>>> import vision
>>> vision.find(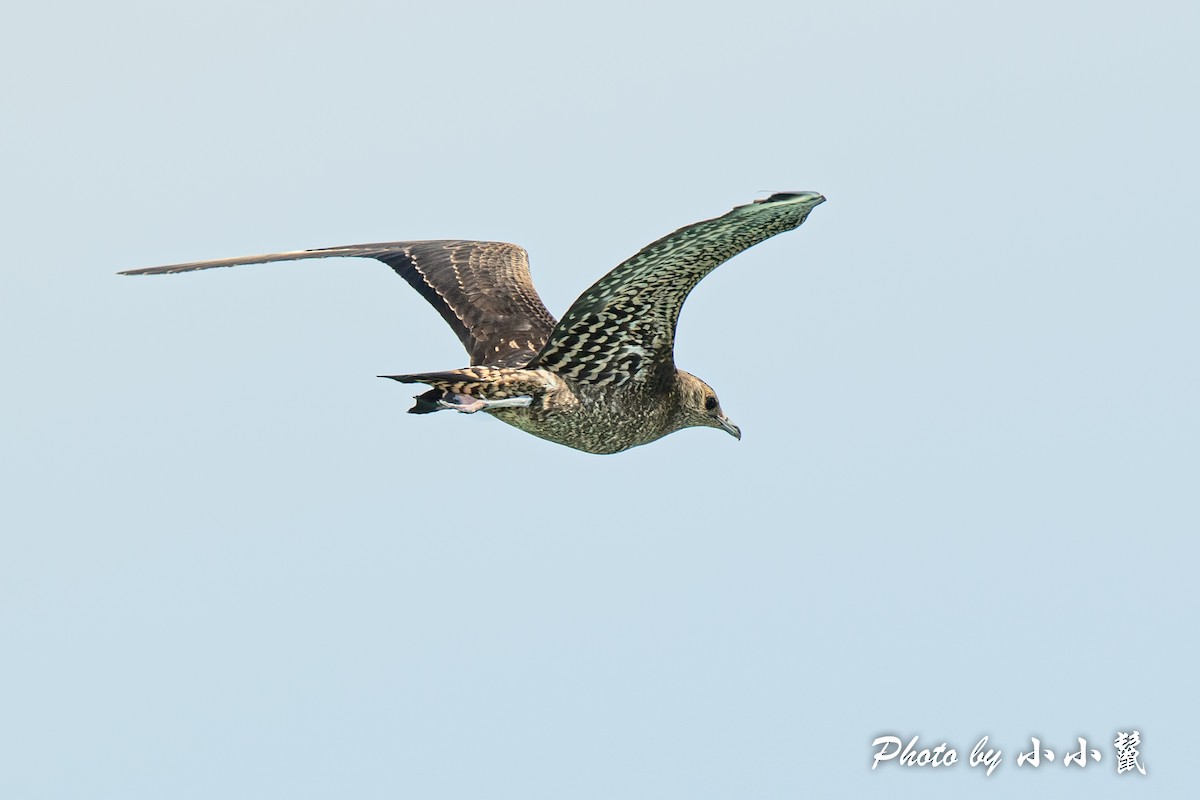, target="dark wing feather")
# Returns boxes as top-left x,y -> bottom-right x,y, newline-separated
121,240 -> 559,367
528,192 -> 825,386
